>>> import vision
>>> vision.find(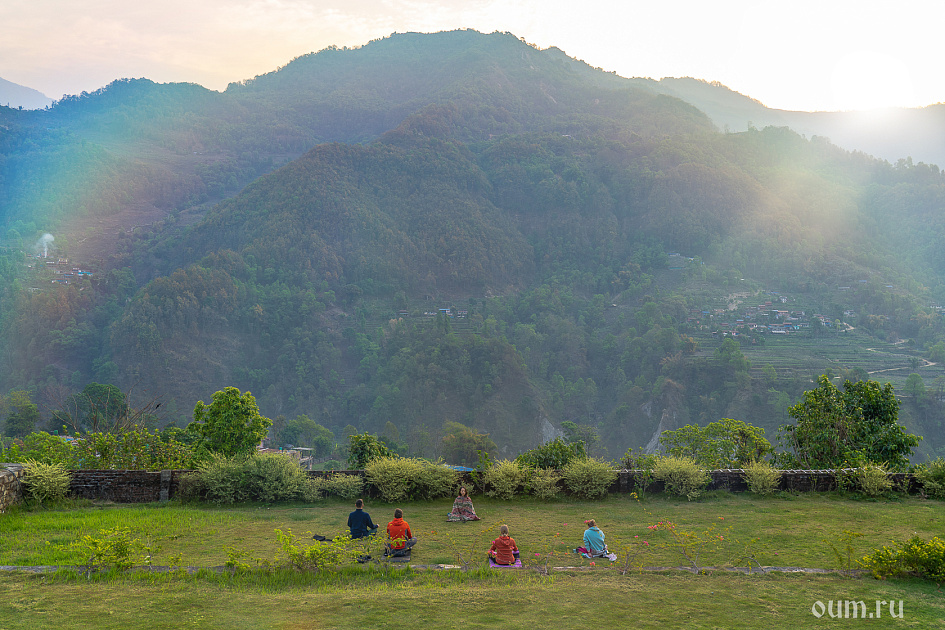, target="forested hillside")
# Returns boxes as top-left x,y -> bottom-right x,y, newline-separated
2,30 -> 945,460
